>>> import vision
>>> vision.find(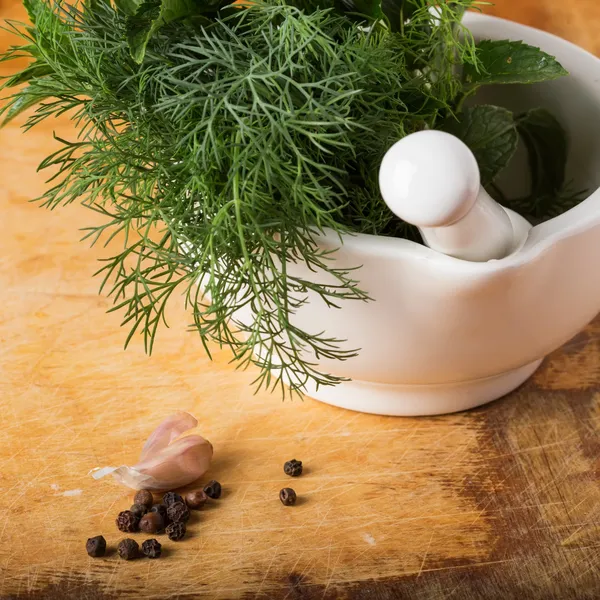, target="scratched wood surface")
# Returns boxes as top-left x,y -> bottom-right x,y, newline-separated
0,1 -> 599,598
